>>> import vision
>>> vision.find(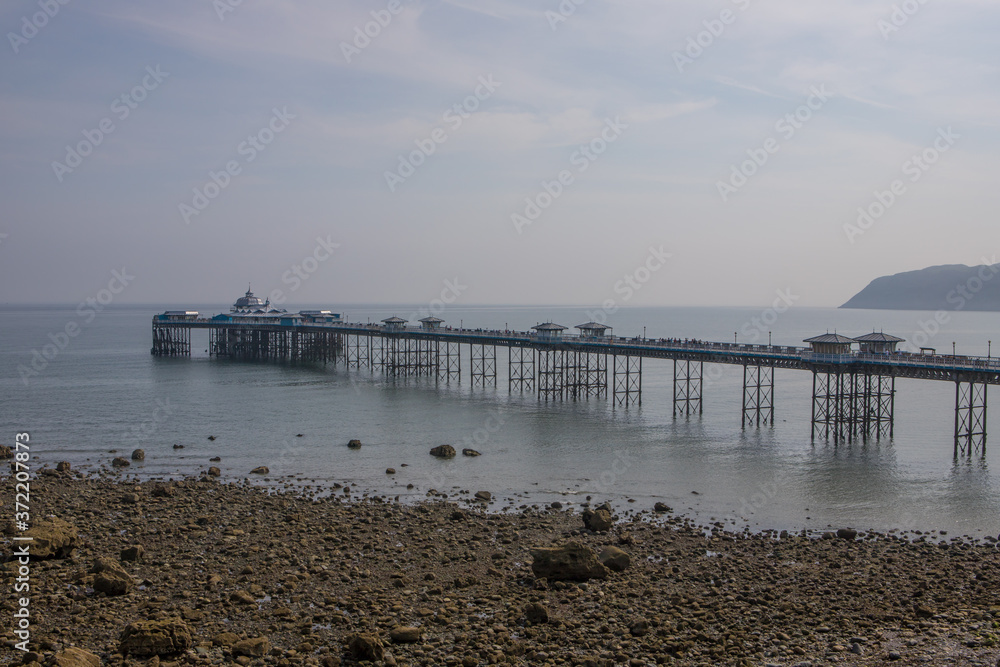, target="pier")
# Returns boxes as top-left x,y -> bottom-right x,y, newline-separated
152,290 -> 998,457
